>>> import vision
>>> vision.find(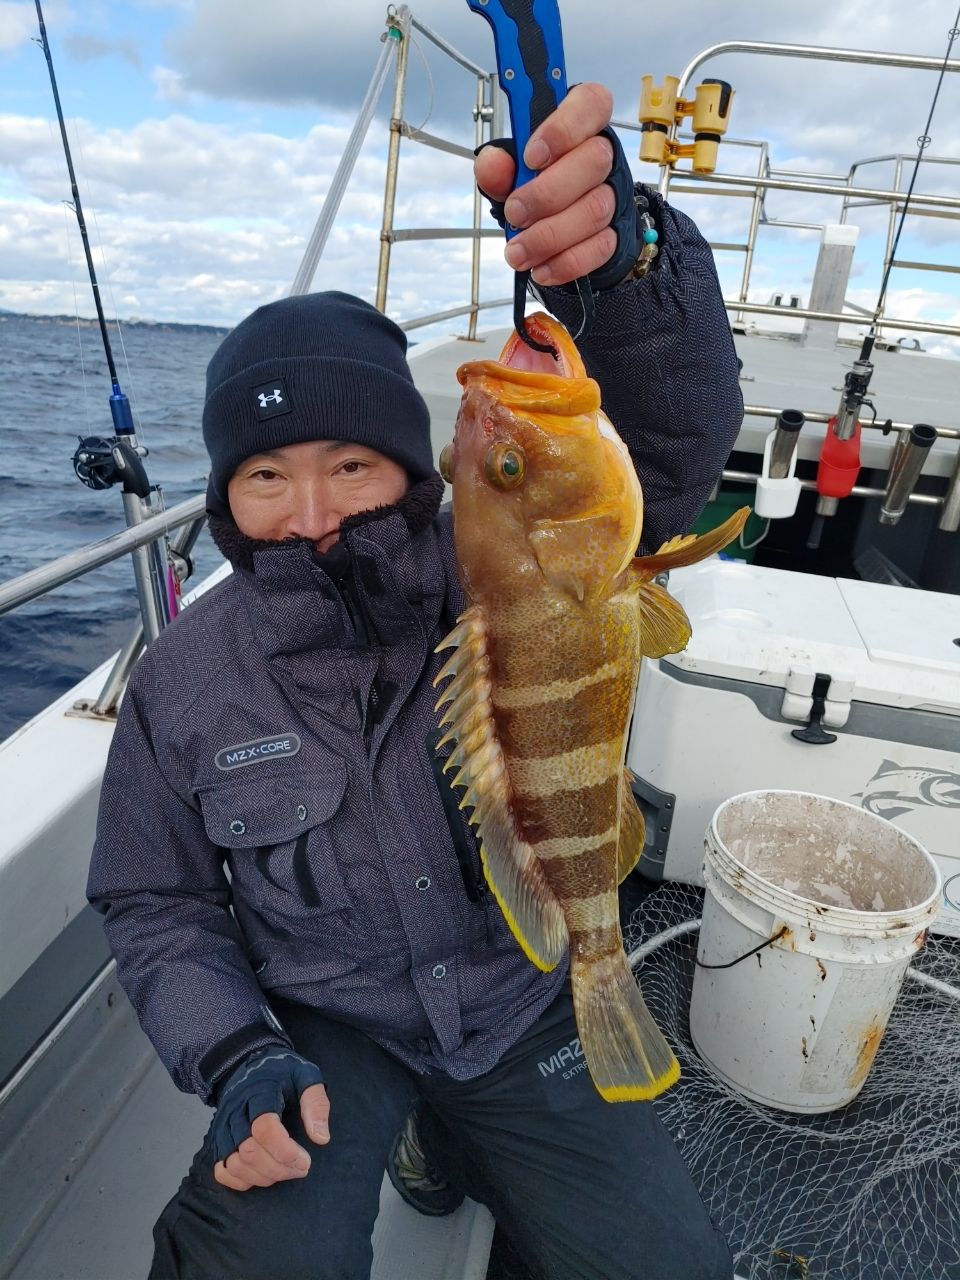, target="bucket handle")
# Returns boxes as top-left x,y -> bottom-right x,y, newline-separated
695,925 -> 789,970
